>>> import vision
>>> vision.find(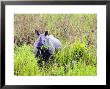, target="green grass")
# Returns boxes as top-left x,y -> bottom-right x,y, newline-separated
14,39 -> 96,76
14,44 -> 40,76
14,14 -> 97,76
